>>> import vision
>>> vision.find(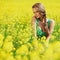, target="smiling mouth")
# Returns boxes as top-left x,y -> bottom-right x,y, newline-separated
36,16 -> 40,18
